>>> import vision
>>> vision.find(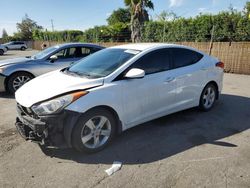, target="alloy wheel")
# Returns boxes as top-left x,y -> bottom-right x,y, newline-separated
203,86 -> 216,109
13,75 -> 31,91
80,116 -> 111,149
